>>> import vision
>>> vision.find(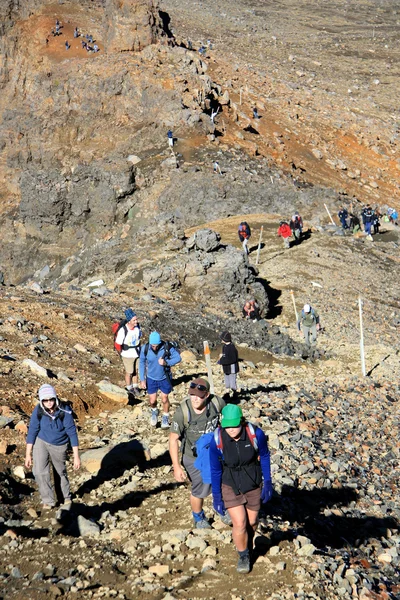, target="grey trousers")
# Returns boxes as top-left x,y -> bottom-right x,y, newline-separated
224,372 -> 237,390
302,324 -> 317,346
33,437 -> 70,506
